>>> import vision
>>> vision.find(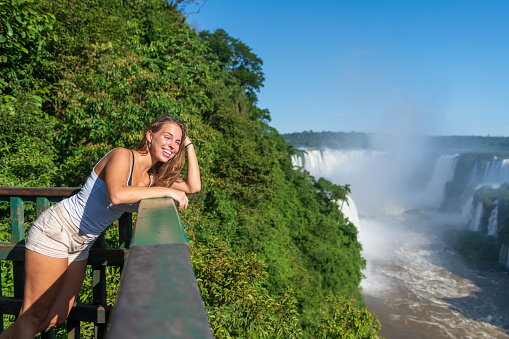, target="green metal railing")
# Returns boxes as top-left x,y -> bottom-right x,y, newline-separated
0,188 -> 211,338
108,198 -> 212,338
